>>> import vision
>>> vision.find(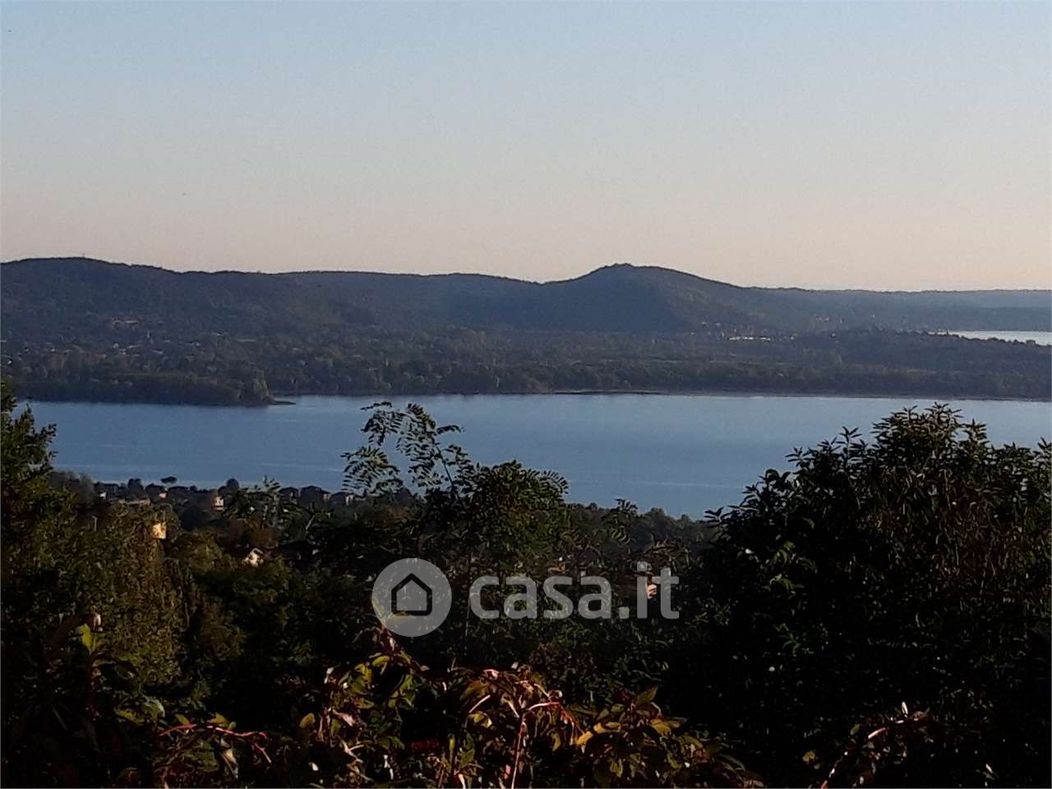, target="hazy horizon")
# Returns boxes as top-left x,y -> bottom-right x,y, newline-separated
2,2 -> 1049,289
